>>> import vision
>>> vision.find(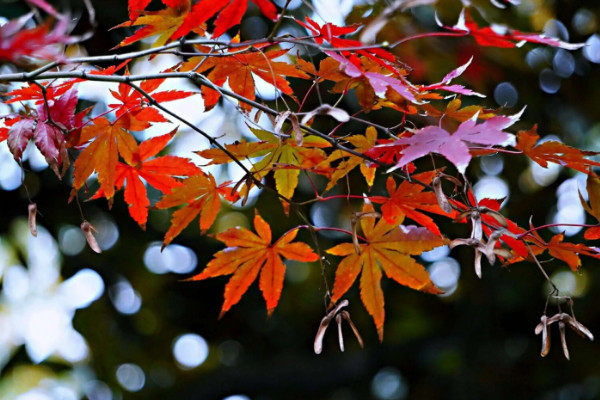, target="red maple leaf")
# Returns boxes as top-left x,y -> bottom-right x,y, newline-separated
440,9 -> 584,49
0,13 -> 74,65
108,75 -> 195,123
92,130 -> 201,228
